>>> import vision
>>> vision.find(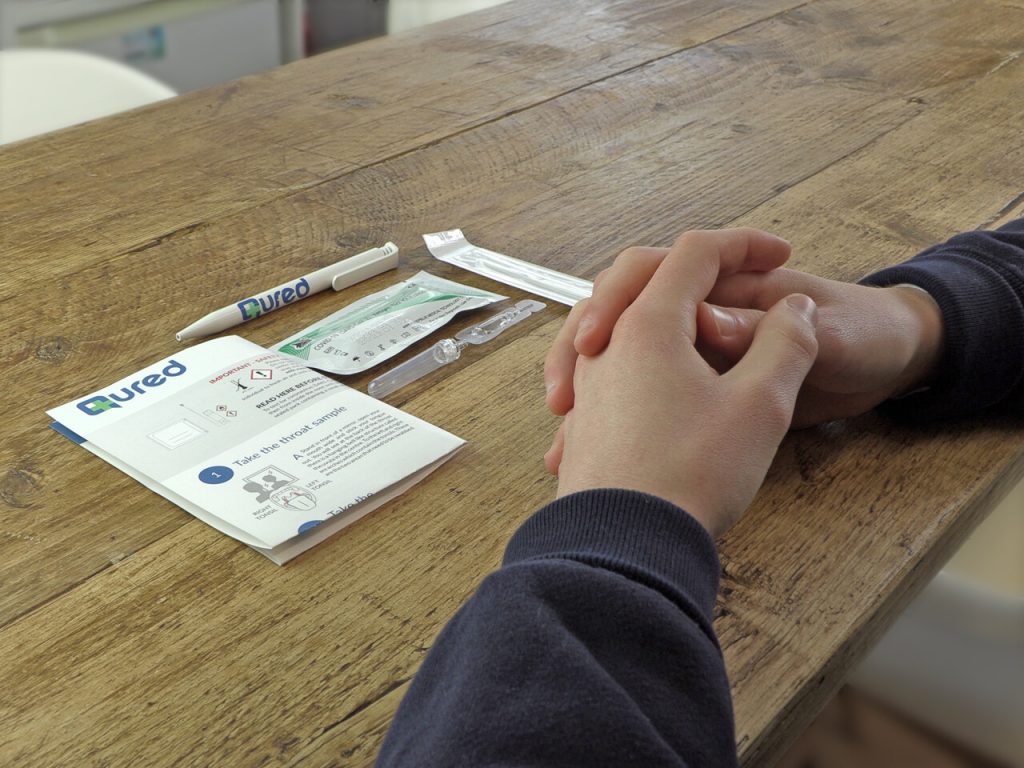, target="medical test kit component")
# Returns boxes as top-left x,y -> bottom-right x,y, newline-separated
275,271 -> 506,375
176,242 -> 400,341
423,229 -> 593,306
368,300 -> 547,398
